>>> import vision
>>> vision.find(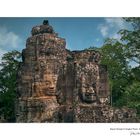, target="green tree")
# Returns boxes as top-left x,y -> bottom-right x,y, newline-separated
99,38 -> 130,106
130,66 -> 140,81
119,17 -> 140,65
0,50 -> 21,122
117,18 -> 140,113
122,81 -> 140,115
